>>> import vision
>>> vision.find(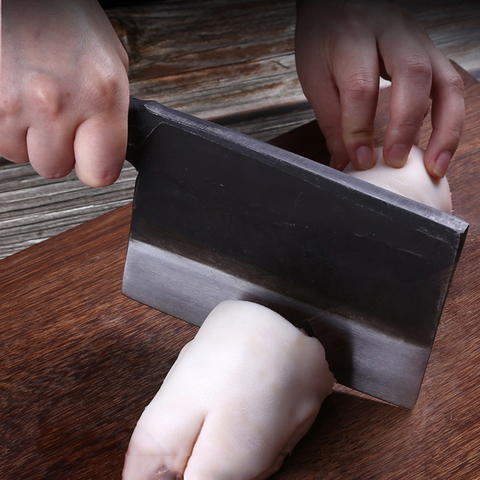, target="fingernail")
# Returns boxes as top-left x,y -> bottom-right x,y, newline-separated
387,144 -> 409,167
355,145 -> 374,170
433,151 -> 452,178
